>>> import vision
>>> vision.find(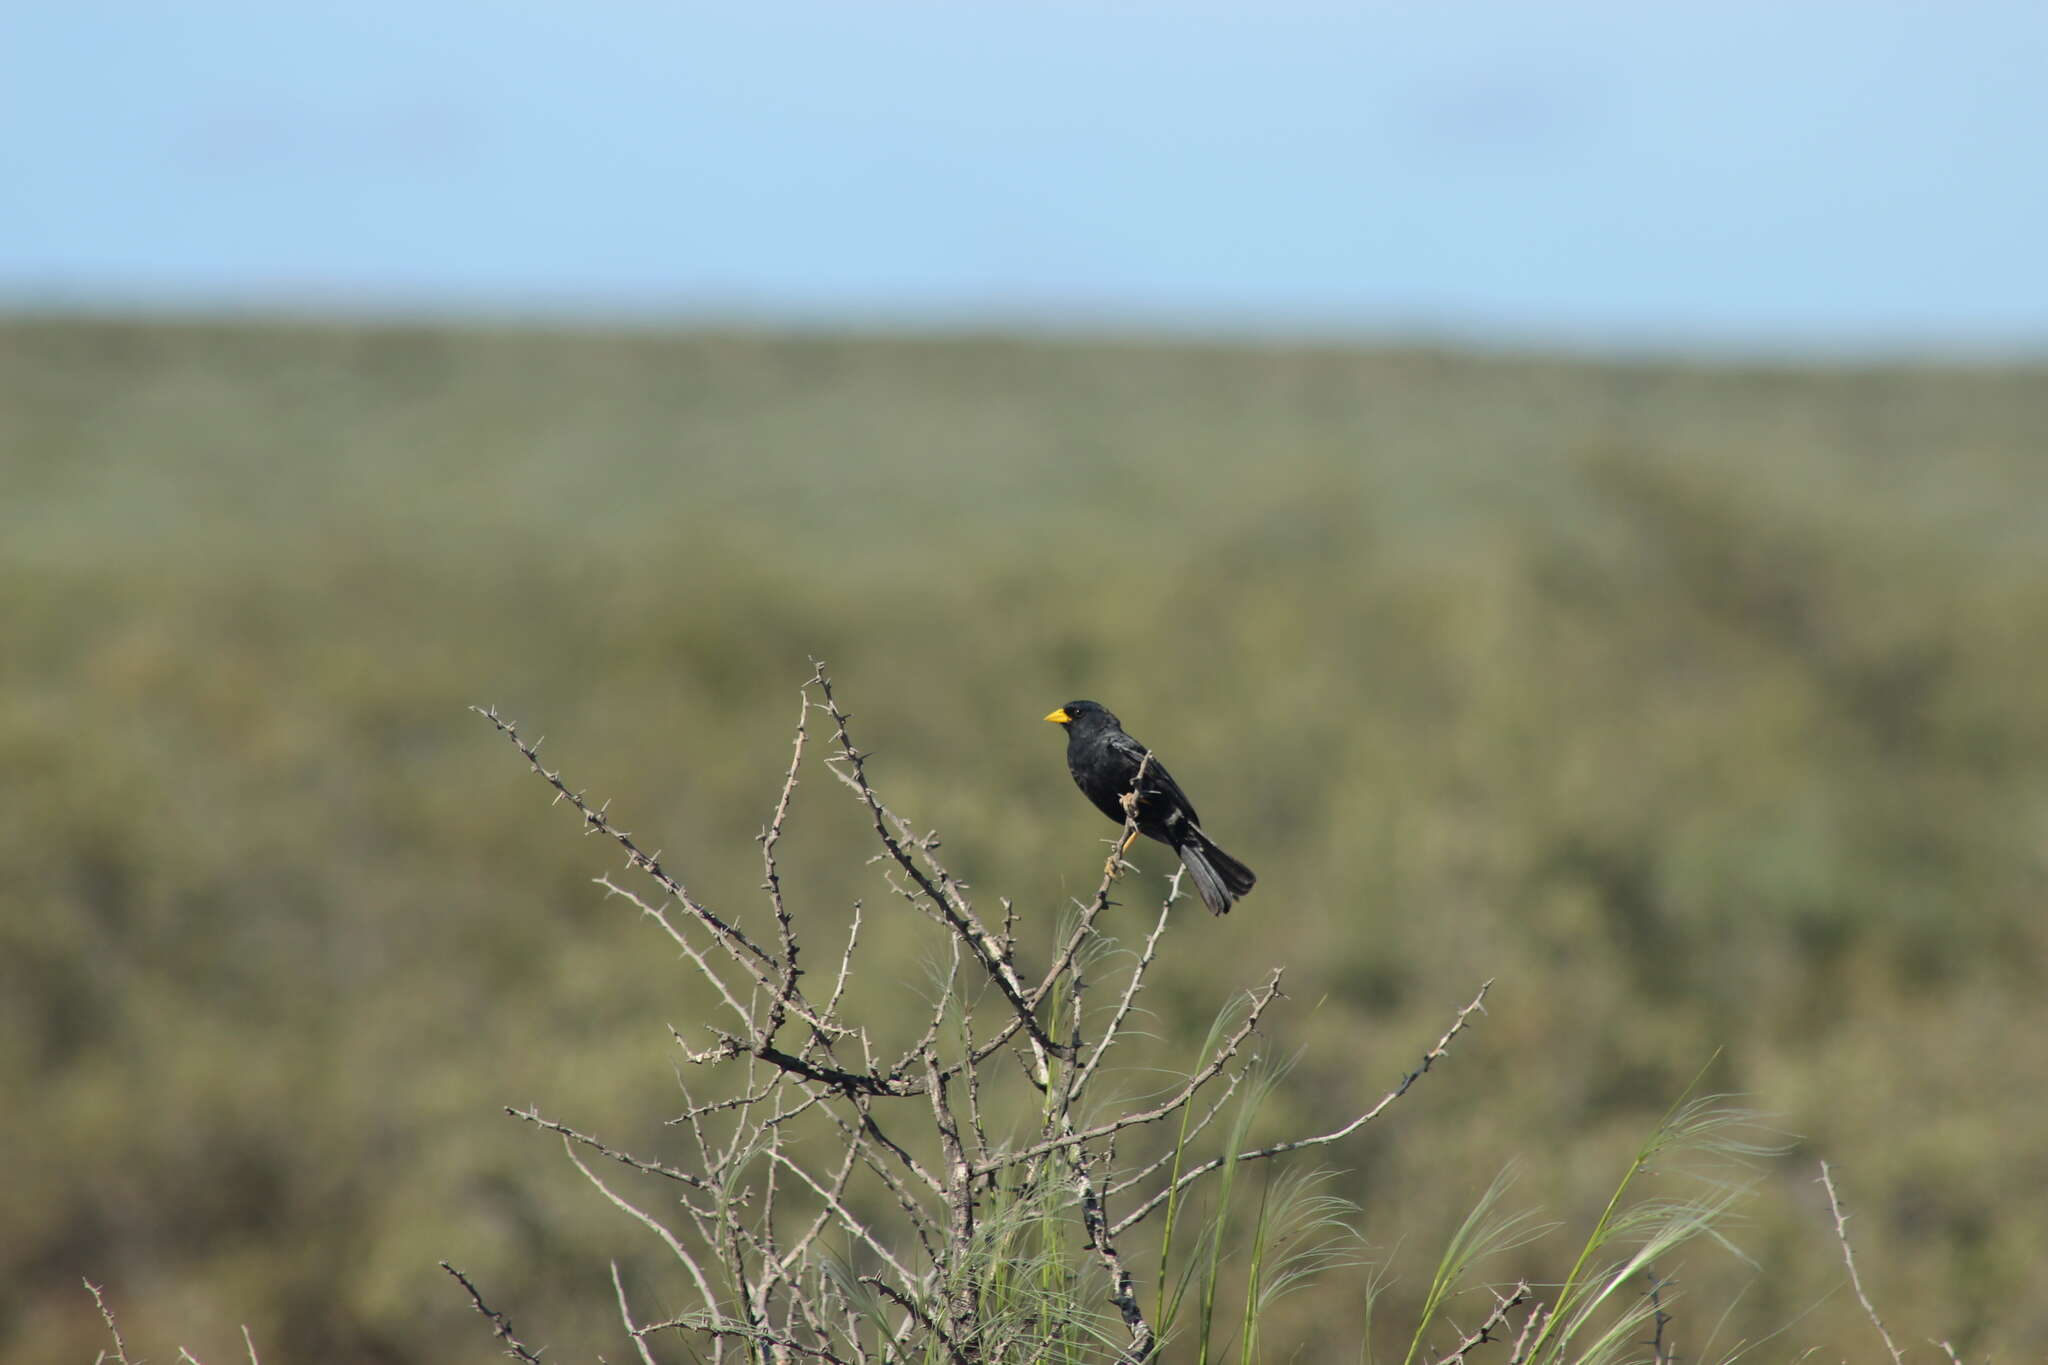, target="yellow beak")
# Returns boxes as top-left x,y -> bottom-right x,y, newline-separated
1044,708 -> 1071,724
